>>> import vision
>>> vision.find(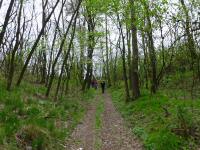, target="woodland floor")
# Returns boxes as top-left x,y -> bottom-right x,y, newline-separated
66,91 -> 143,150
